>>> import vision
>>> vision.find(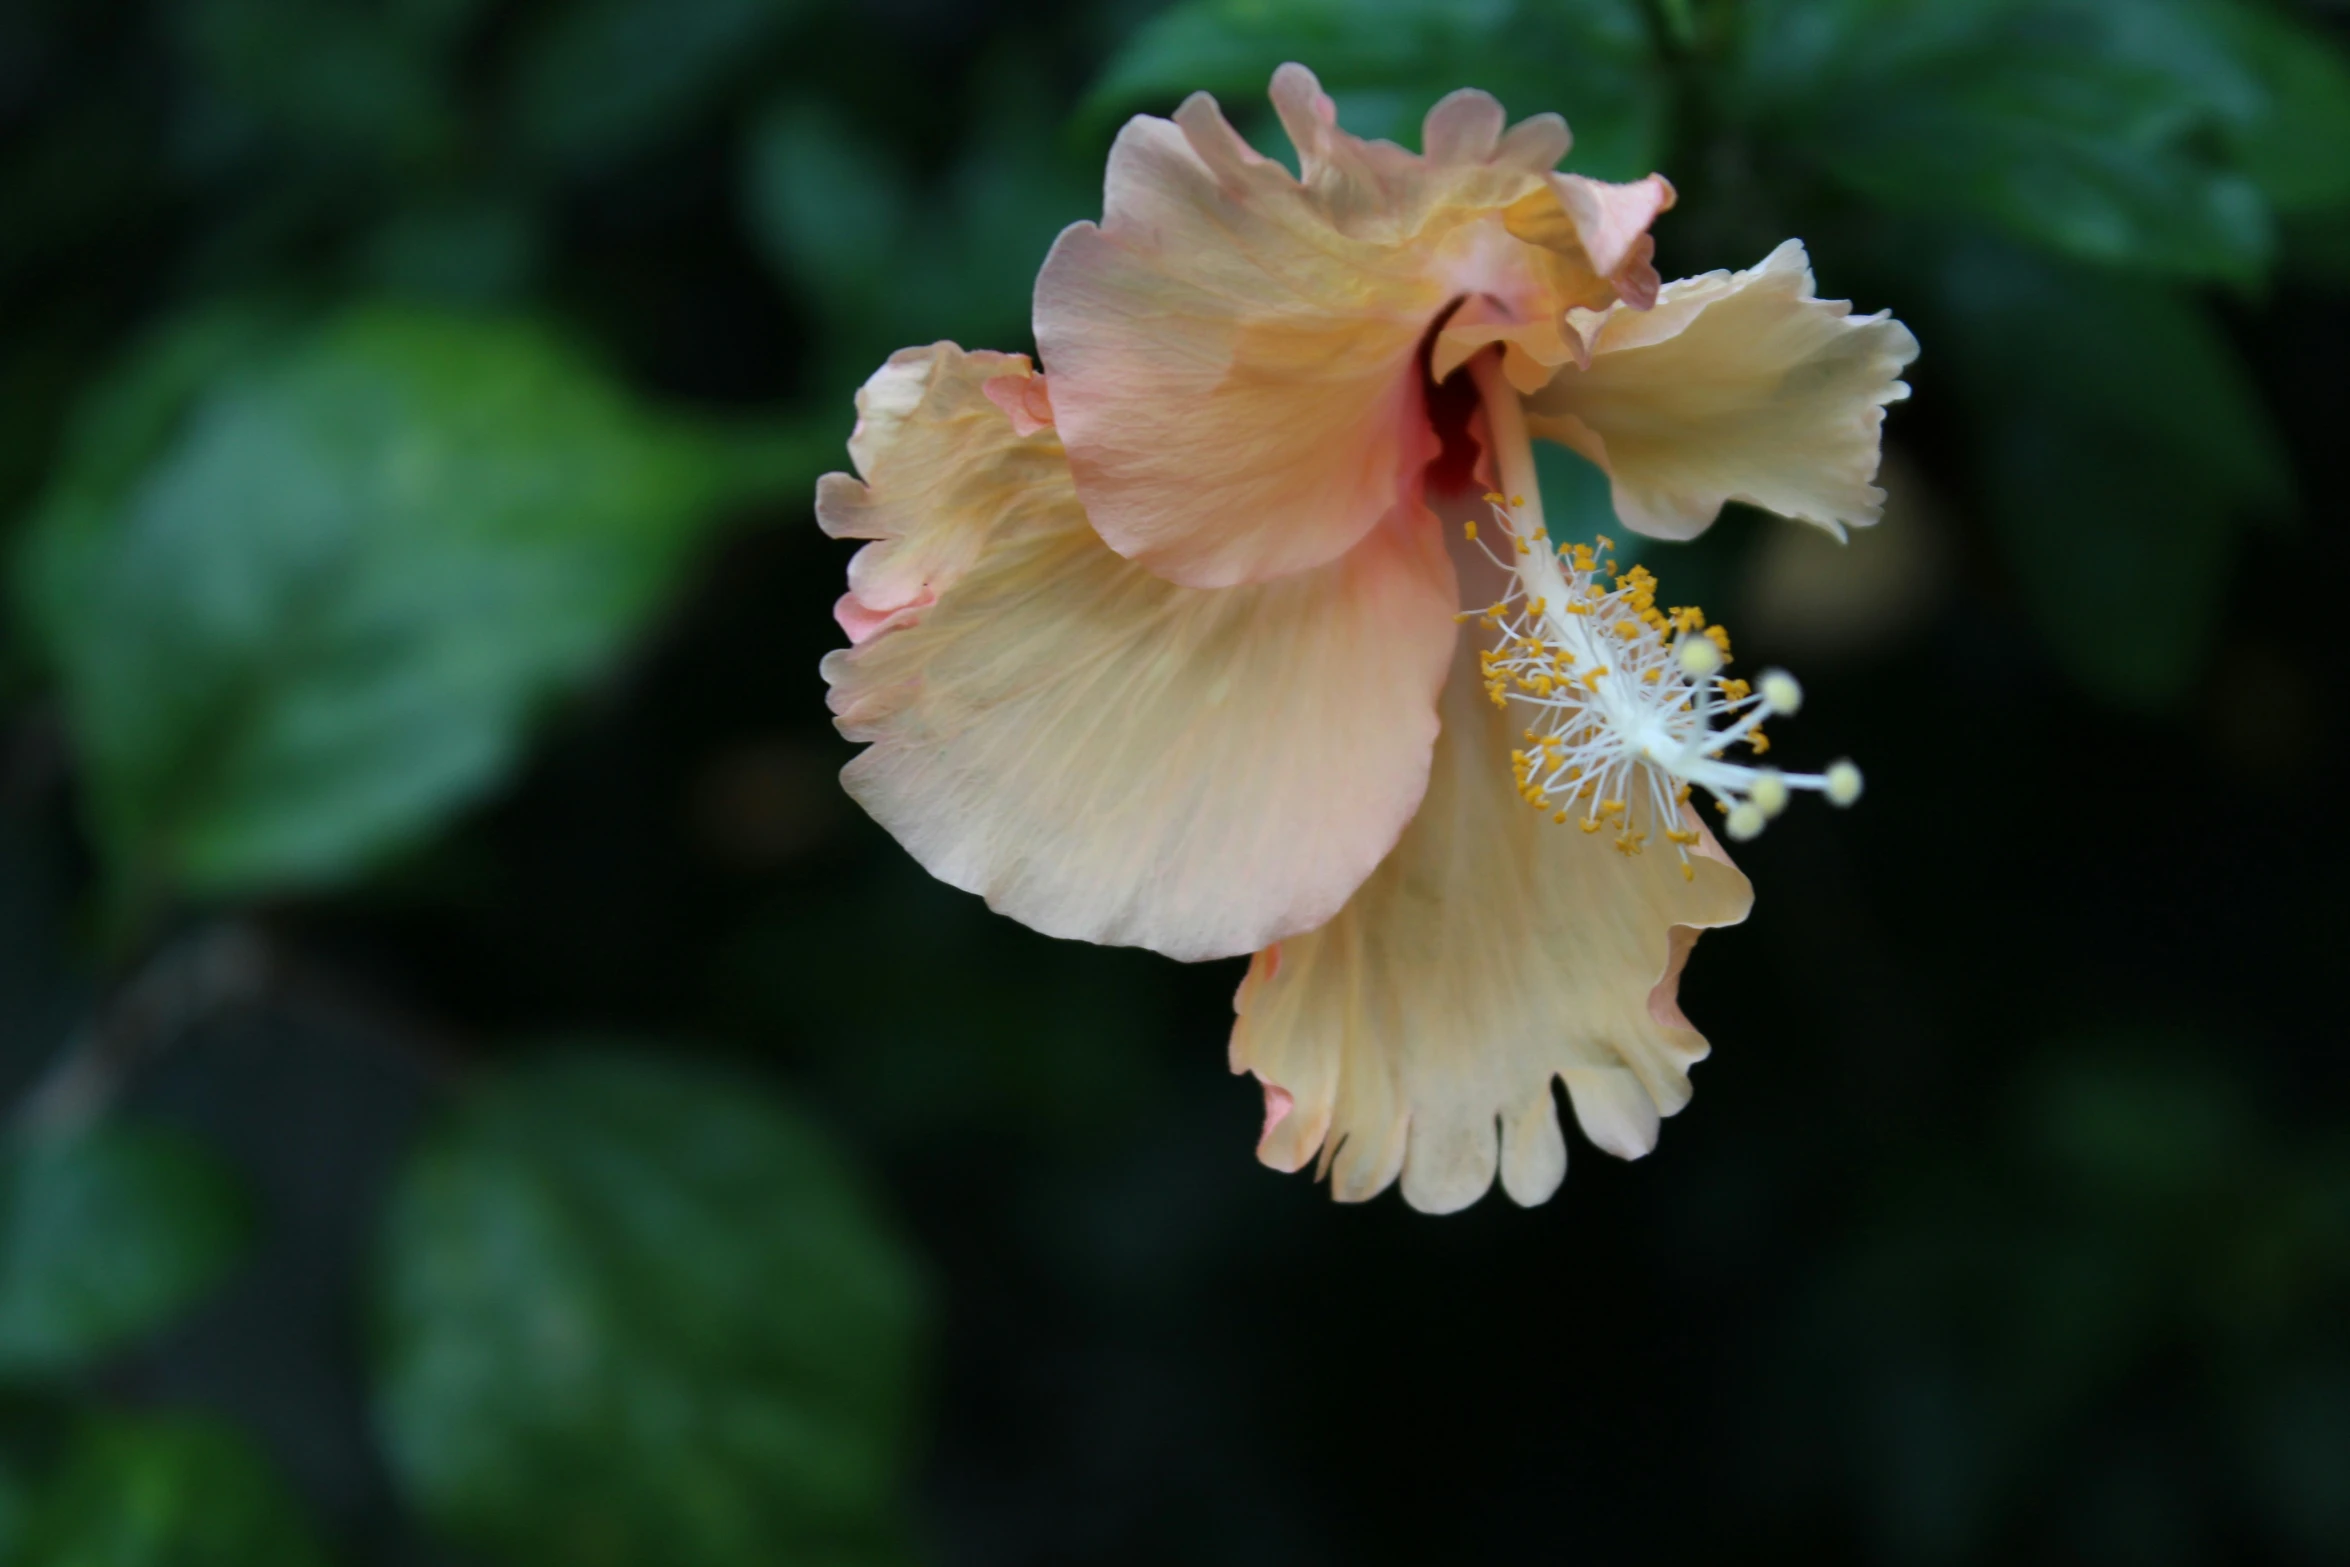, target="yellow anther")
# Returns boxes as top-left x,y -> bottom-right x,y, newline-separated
1749,729 -> 1771,755
1462,520 -> 1478,541
1642,668 -> 1663,683
1579,817 -> 1602,834
1599,800 -> 1625,816
1682,863 -> 1695,882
